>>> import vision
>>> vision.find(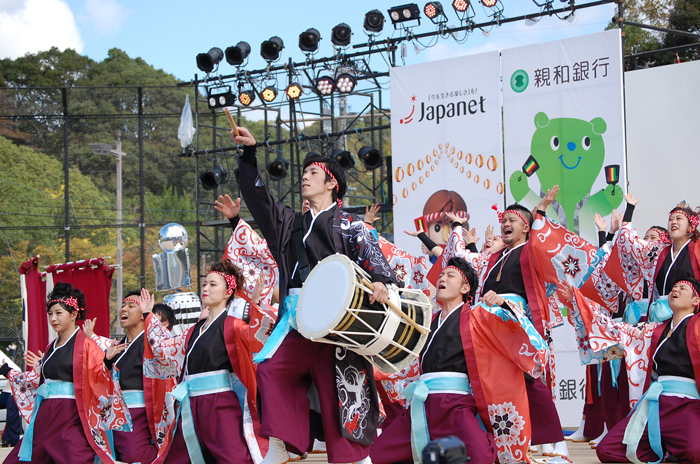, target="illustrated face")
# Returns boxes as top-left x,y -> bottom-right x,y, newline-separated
120,298 -> 143,330
436,268 -> 469,302
530,113 -> 607,203
668,212 -> 691,241
669,281 -> 699,312
201,273 -> 231,307
501,212 -> 529,246
644,229 -> 661,242
427,217 -> 452,245
48,303 -> 77,334
301,164 -> 336,200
